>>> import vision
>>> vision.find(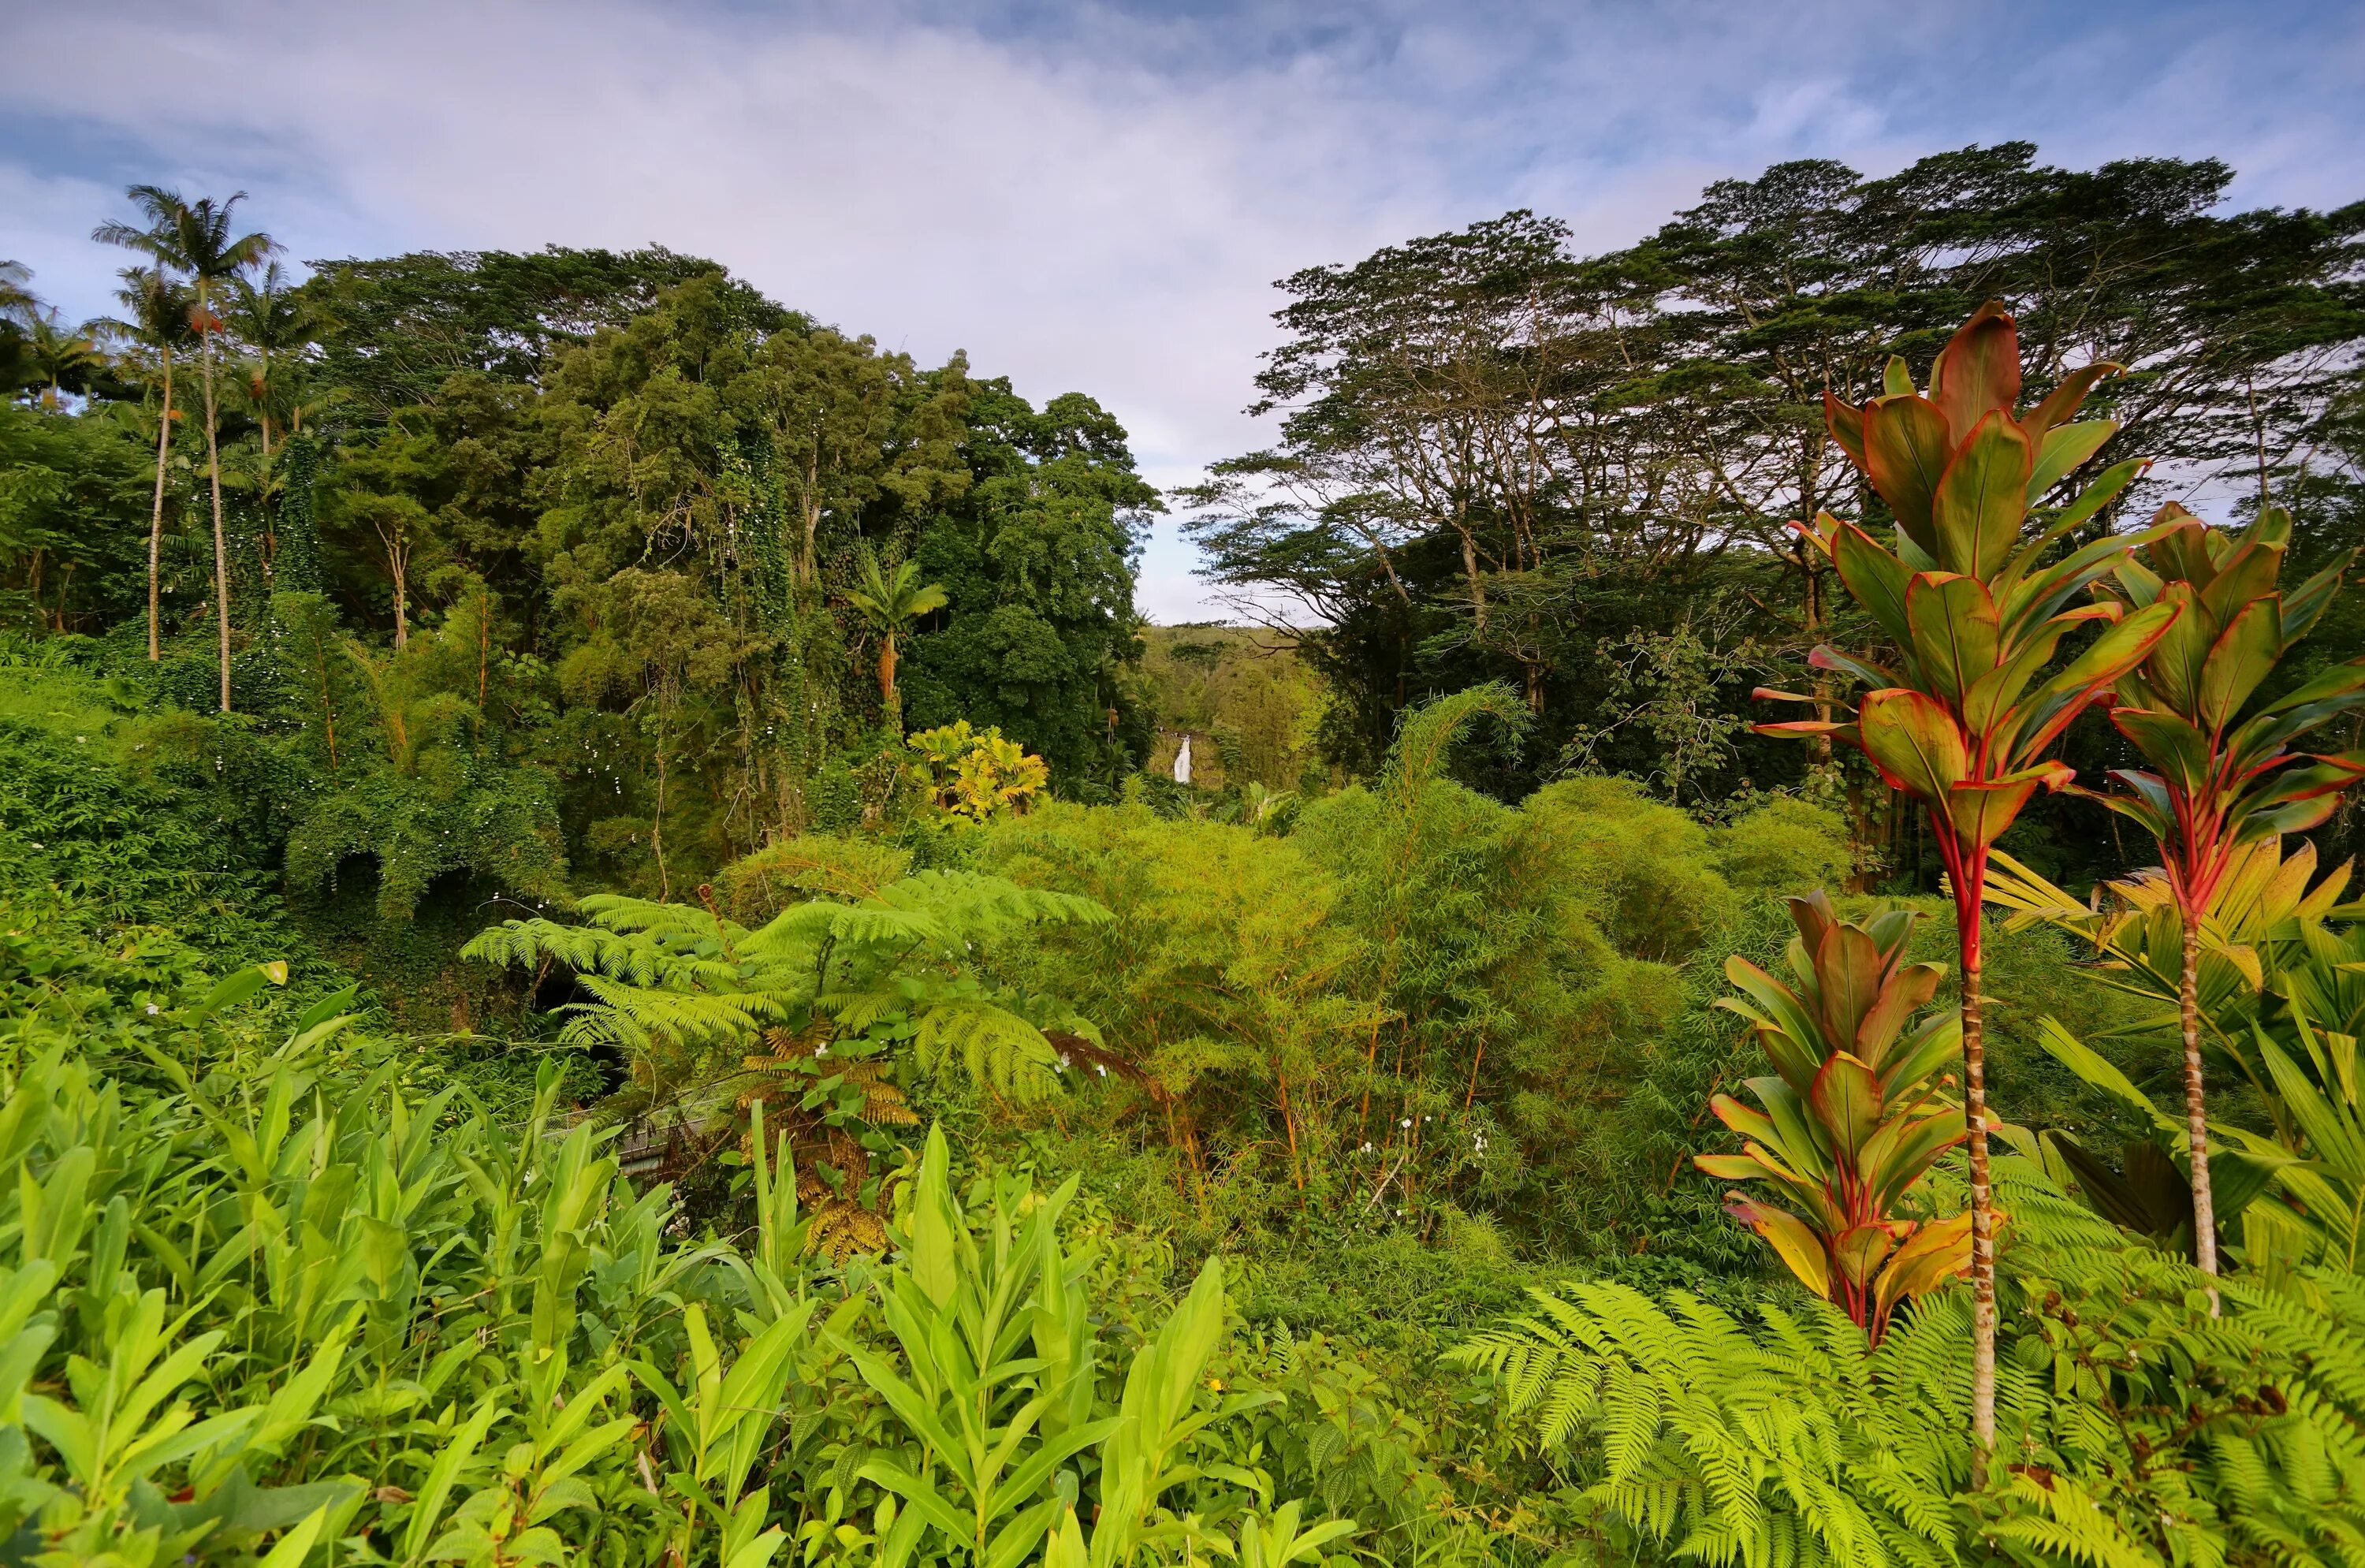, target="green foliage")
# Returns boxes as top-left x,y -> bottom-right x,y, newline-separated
1452,1163 -> 2365,1567
0,905 -> 1367,1567
907,721 -> 1052,825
